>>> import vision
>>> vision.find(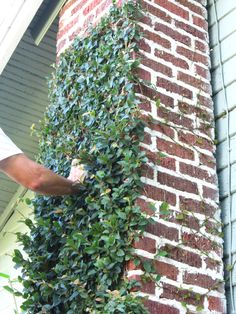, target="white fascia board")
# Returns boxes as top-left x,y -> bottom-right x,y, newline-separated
0,186 -> 26,233
0,0 -> 44,75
